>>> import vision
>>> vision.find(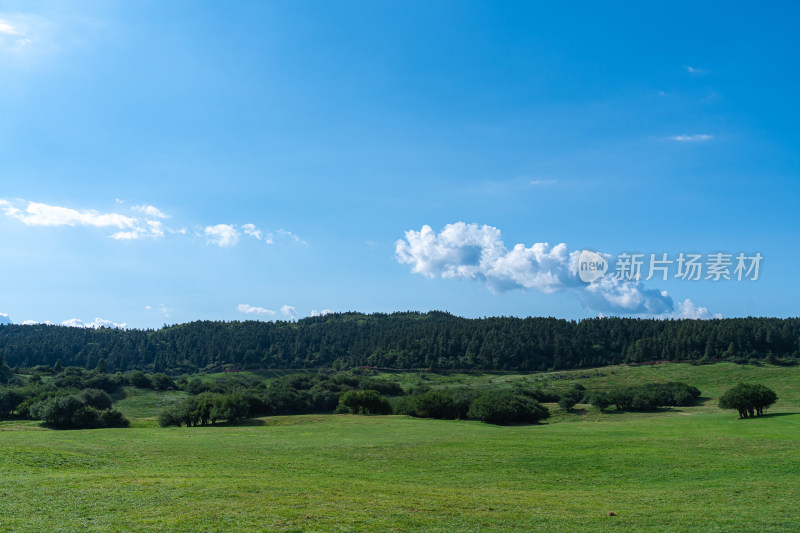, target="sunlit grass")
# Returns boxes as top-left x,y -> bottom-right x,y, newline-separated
1,363 -> 798,531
